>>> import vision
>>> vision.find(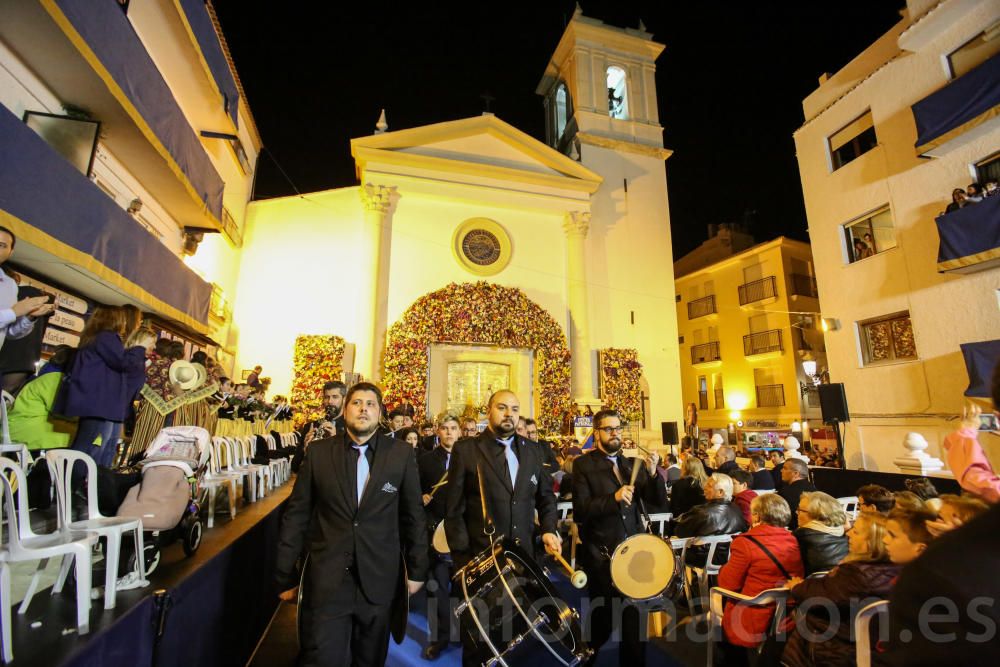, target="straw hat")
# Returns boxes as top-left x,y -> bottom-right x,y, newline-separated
169,360 -> 201,390
190,363 -> 207,389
